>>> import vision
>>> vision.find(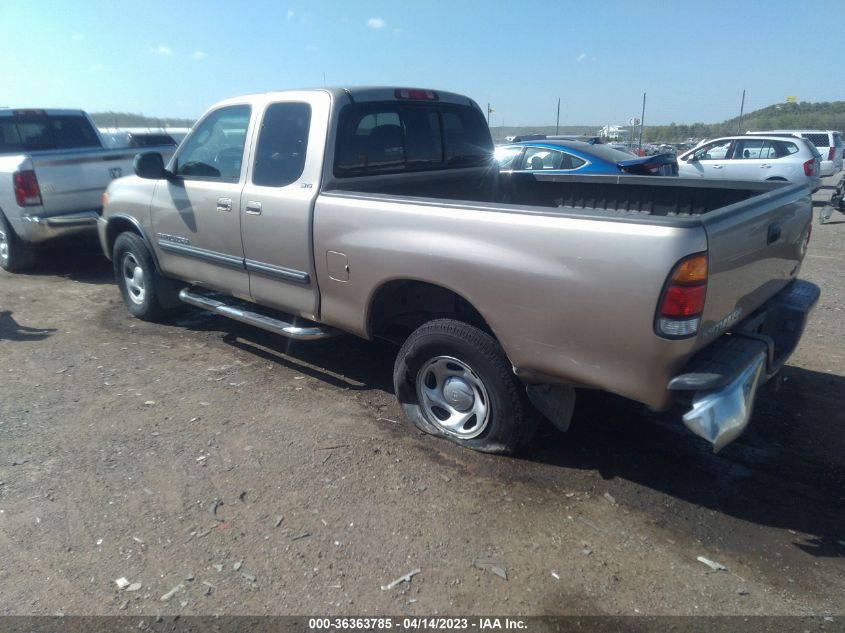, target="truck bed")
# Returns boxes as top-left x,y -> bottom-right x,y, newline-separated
324,169 -> 798,222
